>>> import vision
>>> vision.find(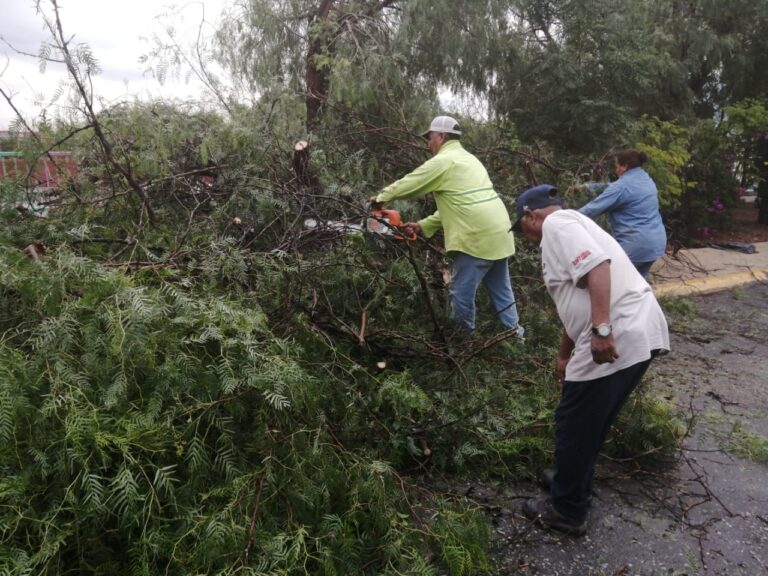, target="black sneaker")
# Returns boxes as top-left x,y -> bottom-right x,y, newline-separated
522,496 -> 587,536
